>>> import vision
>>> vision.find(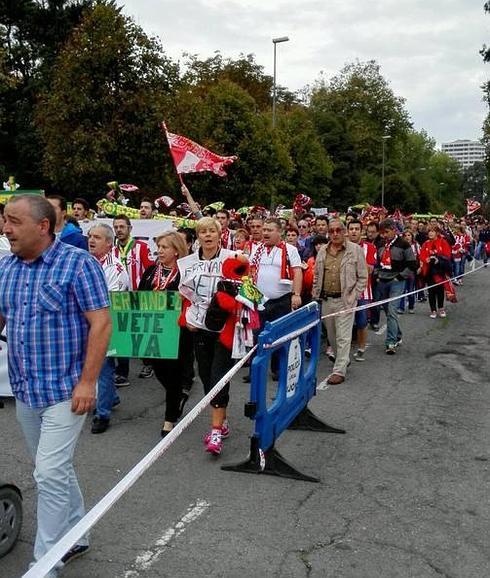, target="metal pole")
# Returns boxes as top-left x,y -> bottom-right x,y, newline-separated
381,137 -> 386,208
272,41 -> 277,129
381,135 -> 390,208
270,37 -> 288,211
